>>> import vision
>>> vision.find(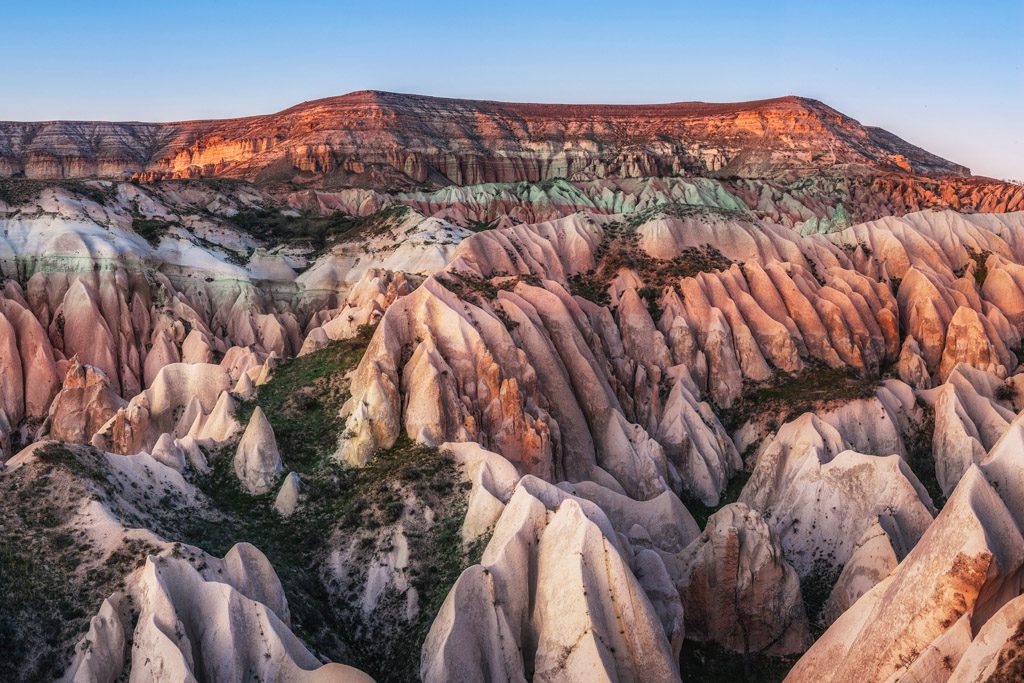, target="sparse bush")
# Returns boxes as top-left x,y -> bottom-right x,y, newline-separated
717,365 -> 879,433
132,218 -> 173,247
0,448 -> 158,681
568,271 -> 611,305
966,246 -> 992,286
0,178 -> 114,207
